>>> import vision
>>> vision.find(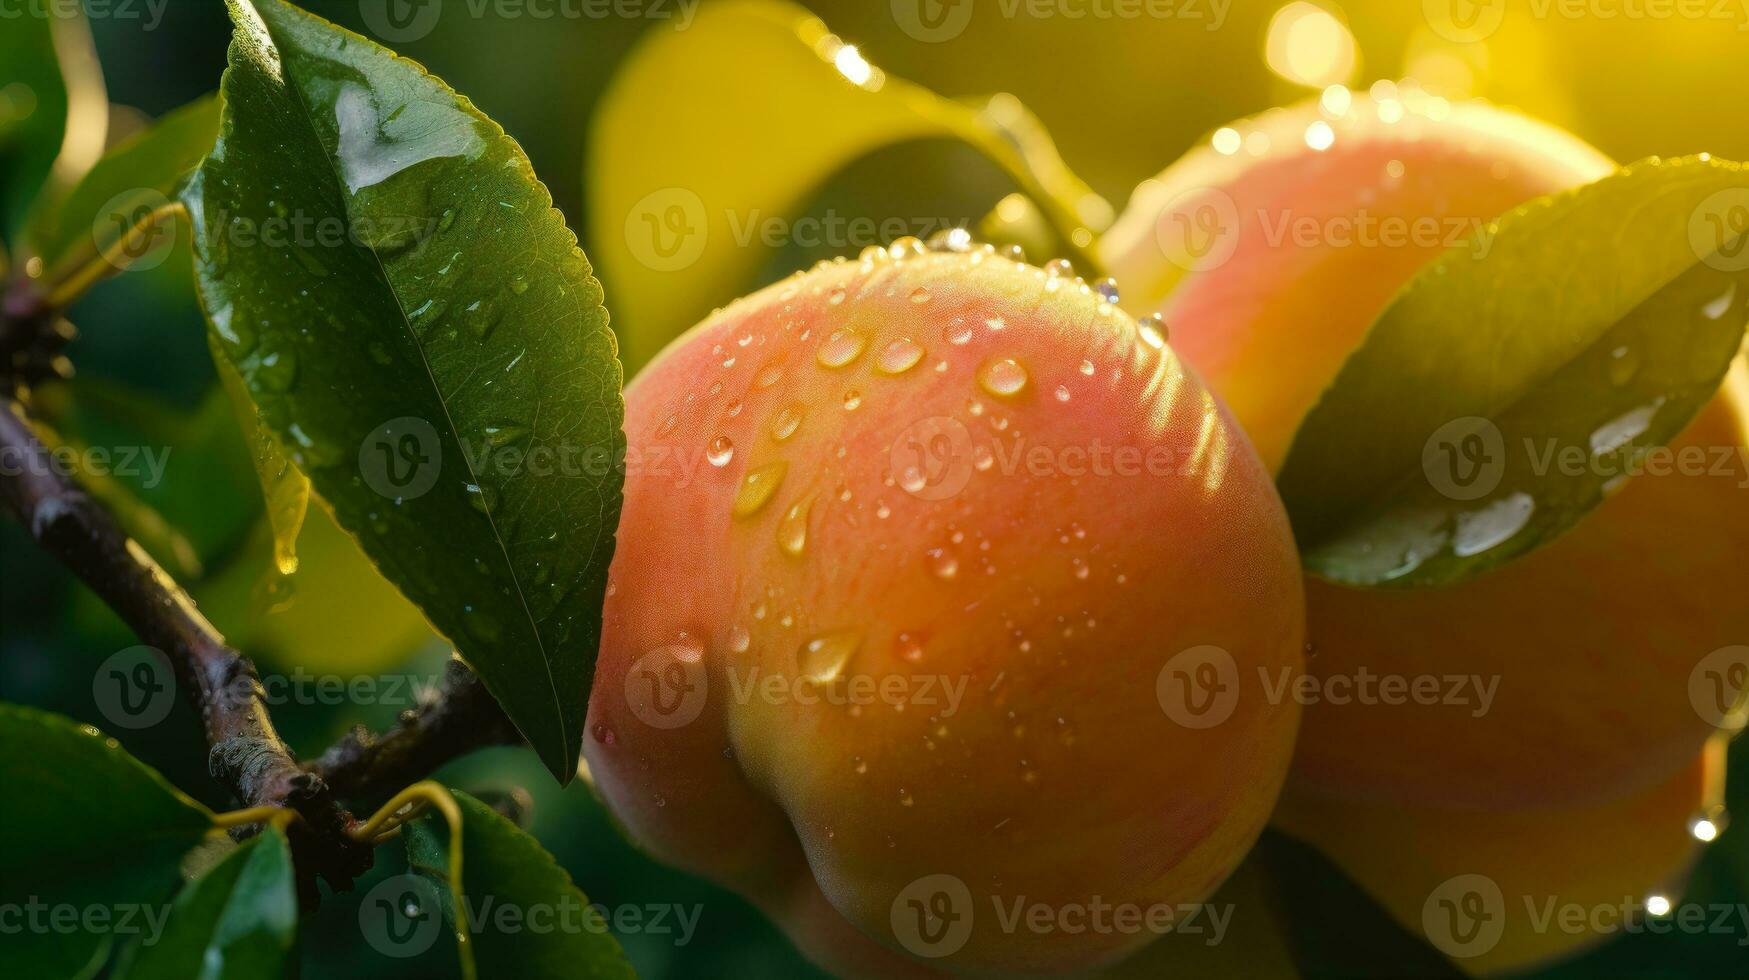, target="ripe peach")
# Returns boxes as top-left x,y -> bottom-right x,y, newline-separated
1273,734 -> 1728,974
584,242 -> 1305,975
1102,89 -> 1617,475
1101,89 -> 1749,811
